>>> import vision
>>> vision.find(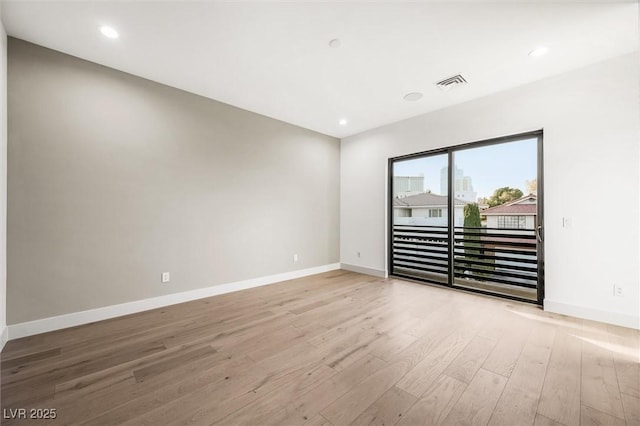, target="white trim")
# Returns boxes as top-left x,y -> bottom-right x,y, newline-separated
544,299 -> 639,330
0,325 -> 7,351
7,263 -> 340,340
340,263 -> 387,278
